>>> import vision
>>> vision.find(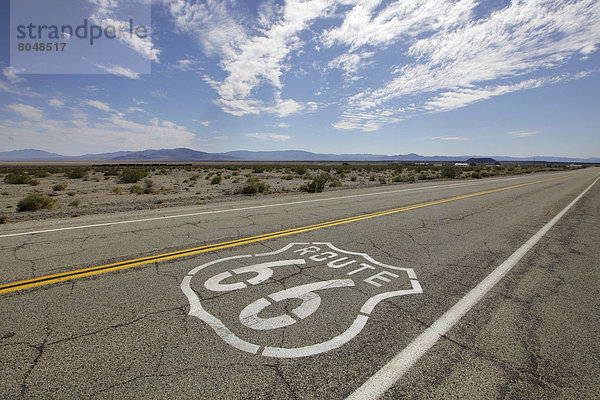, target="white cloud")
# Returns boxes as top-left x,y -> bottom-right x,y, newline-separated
208,0 -> 333,117
172,57 -> 203,72
332,120 -> 381,132
70,112 -> 88,129
173,59 -> 194,71
166,0 -> 247,57
149,116 -> 186,130
48,98 -> 65,107
160,119 -> 187,130
81,85 -> 103,92
0,80 -> 27,96
218,0 -> 328,97
329,0 -> 600,130
423,73 -> 589,113
306,102 -> 319,113
273,98 -> 303,118
127,106 -> 145,113
245,133 -> 292,142
90,2 -> 160,62
96,64 -> 141,79
71,0 -> 598,135
277,122 -> 290,128
0,68 -> 39,97
327,51 -> 374,80
6,104 -> 43,121
1,113 -> 196,155
423,79 -> 544,113
3,67 -> 24,83
213,135 -> 228,140
199,120 -> 211,127
150,90 -> 168,98
512,131 -> 538,138
85,100 -> 112,112
322,0 -> 475,51
426,136 -> 471,141
216,96 -> 311,118
332,108 -> 401,132
161,120 -> 177,129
